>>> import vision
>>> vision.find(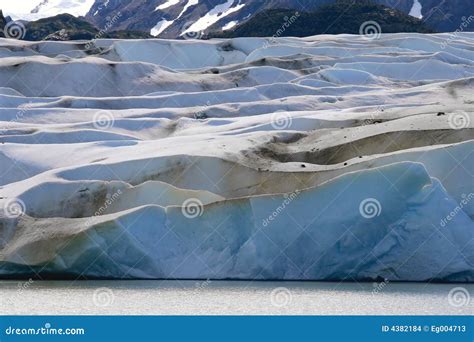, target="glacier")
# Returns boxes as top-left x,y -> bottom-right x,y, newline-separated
0,33 -> 473,281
